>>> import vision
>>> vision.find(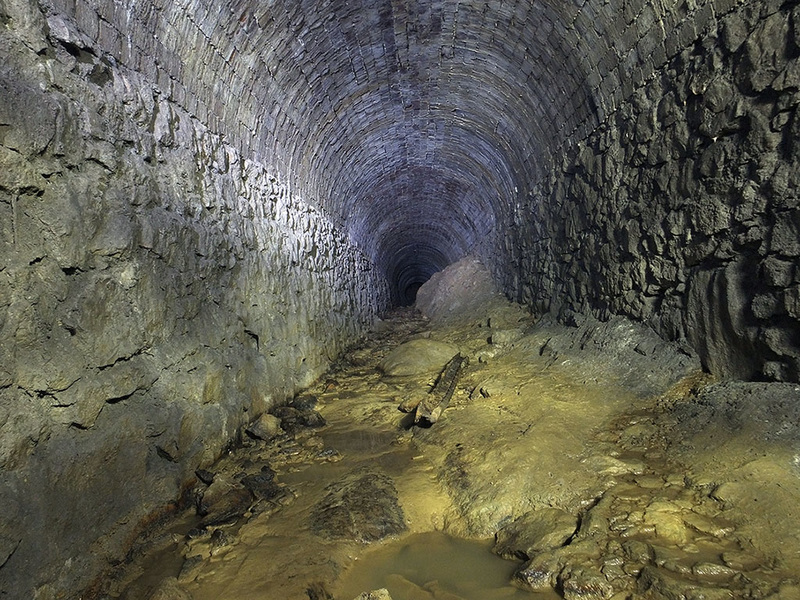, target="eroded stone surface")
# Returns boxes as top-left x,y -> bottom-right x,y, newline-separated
509,1 -> 800,383
110,286 -> 800,600
0,3 -> 388,596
